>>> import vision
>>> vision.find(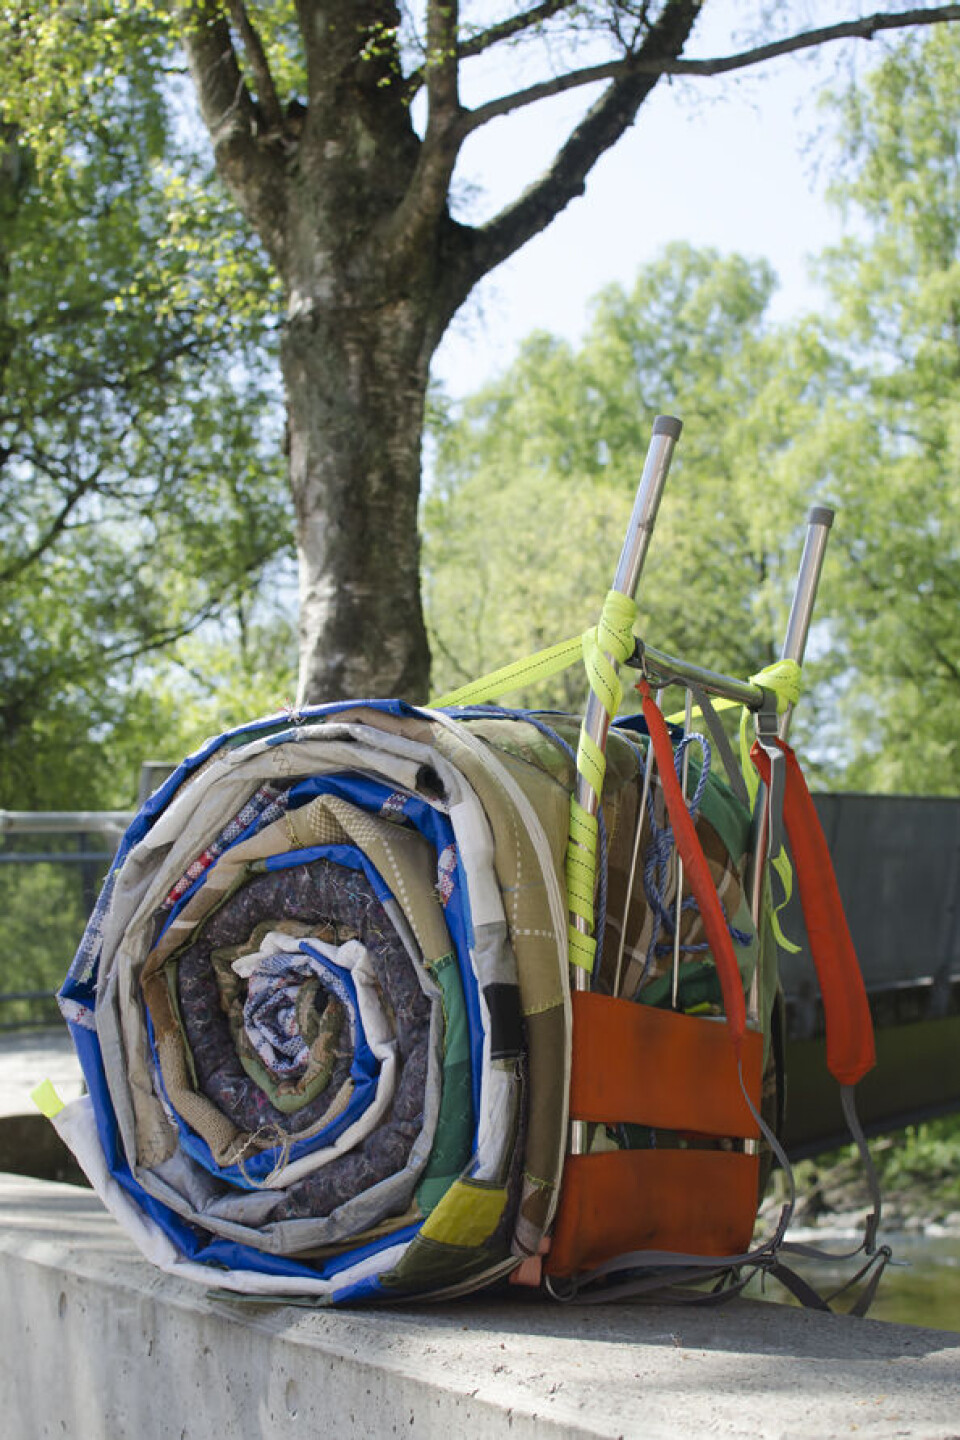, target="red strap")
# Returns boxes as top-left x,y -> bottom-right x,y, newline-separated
751,737 -> 875,1086
638,681 -> 746,1055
